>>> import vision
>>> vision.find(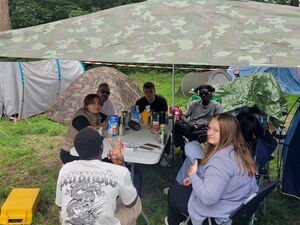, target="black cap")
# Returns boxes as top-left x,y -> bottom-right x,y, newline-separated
194,84 -> 215,94
74,127 -> 103,159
